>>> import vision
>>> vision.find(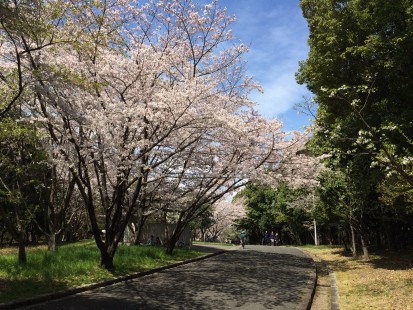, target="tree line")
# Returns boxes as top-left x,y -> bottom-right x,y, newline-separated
298,0 -> 413,260
3,0 -> 410,270
234,0 -> 413,260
